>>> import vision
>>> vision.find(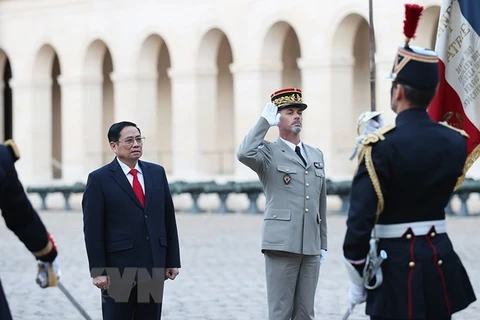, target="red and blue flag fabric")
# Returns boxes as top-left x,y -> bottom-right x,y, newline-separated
428,0 -> 480,178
